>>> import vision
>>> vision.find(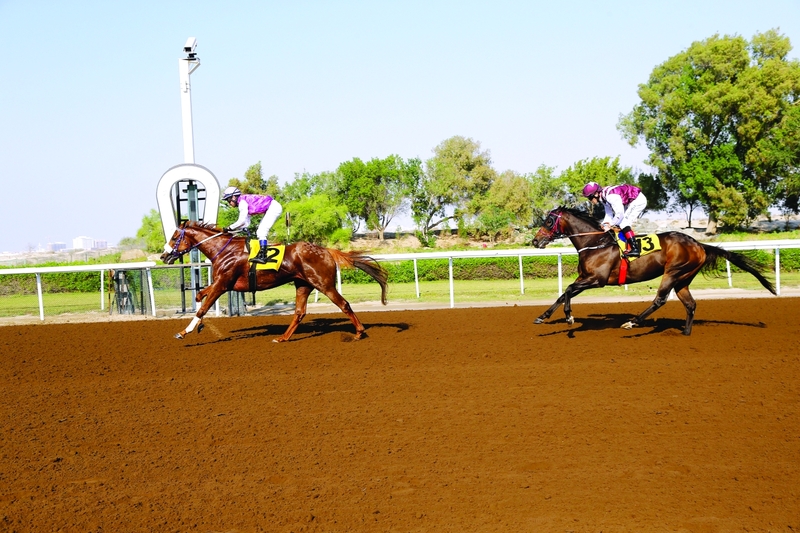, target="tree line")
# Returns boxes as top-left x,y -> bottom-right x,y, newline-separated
128,29 -> 800,252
